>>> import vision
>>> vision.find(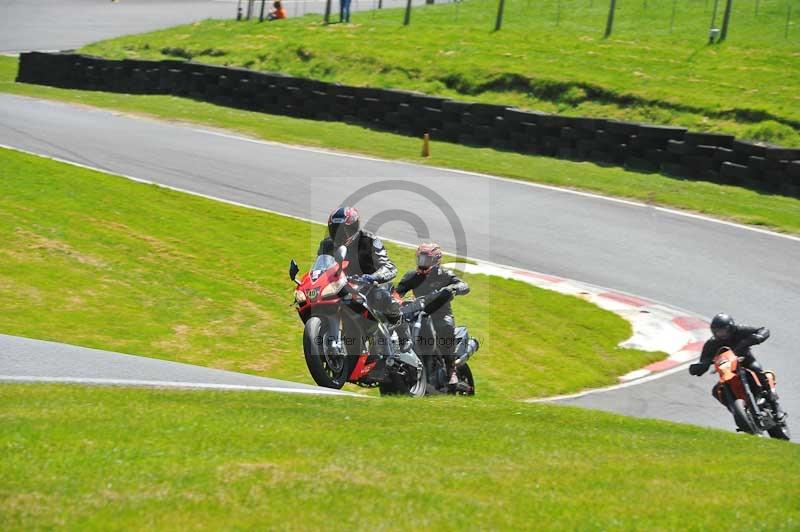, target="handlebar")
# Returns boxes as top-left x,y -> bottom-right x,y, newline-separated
397,287 -> 455,320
